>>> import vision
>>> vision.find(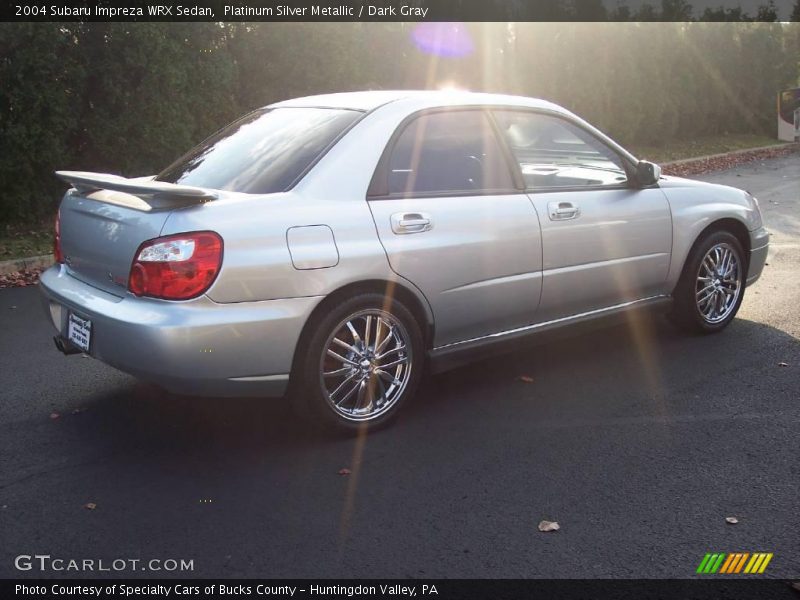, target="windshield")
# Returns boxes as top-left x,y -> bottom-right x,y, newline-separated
157,107 -> 361,194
